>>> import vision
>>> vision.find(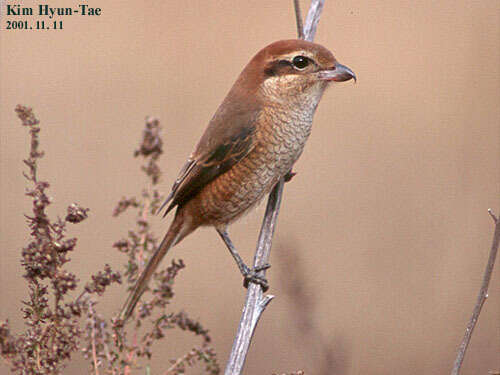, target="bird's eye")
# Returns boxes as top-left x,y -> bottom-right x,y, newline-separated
292,55 -> 309,70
